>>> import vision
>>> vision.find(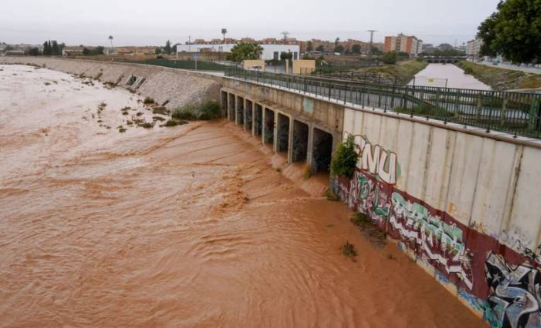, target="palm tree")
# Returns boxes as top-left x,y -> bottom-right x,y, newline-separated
108,35 -> 114,54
